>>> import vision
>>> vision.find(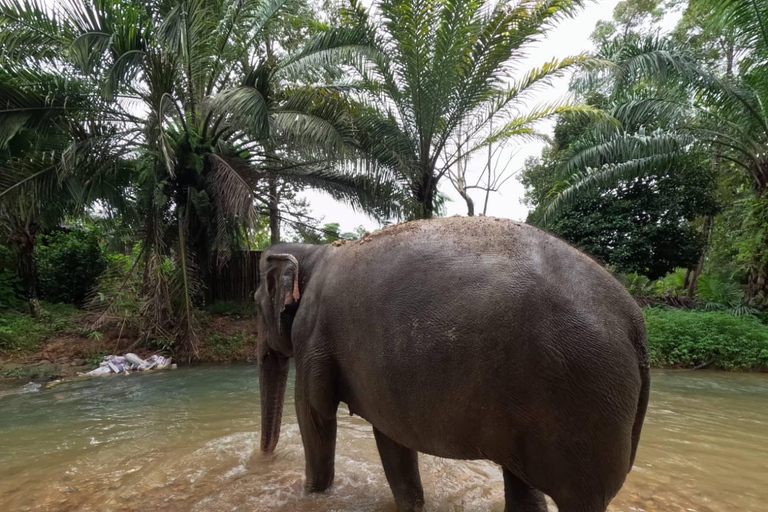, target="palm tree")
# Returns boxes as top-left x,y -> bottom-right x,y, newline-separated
281,0 -> 606,218
544,0 -> 768,297
1,0 -> 398,351
0,64 -> 132,317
